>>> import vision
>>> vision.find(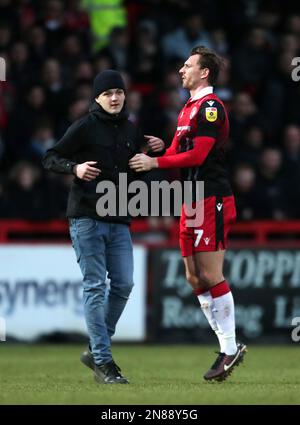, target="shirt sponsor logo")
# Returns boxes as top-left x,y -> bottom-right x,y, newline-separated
177,125 -> 191,136
177,126 -> 191,131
